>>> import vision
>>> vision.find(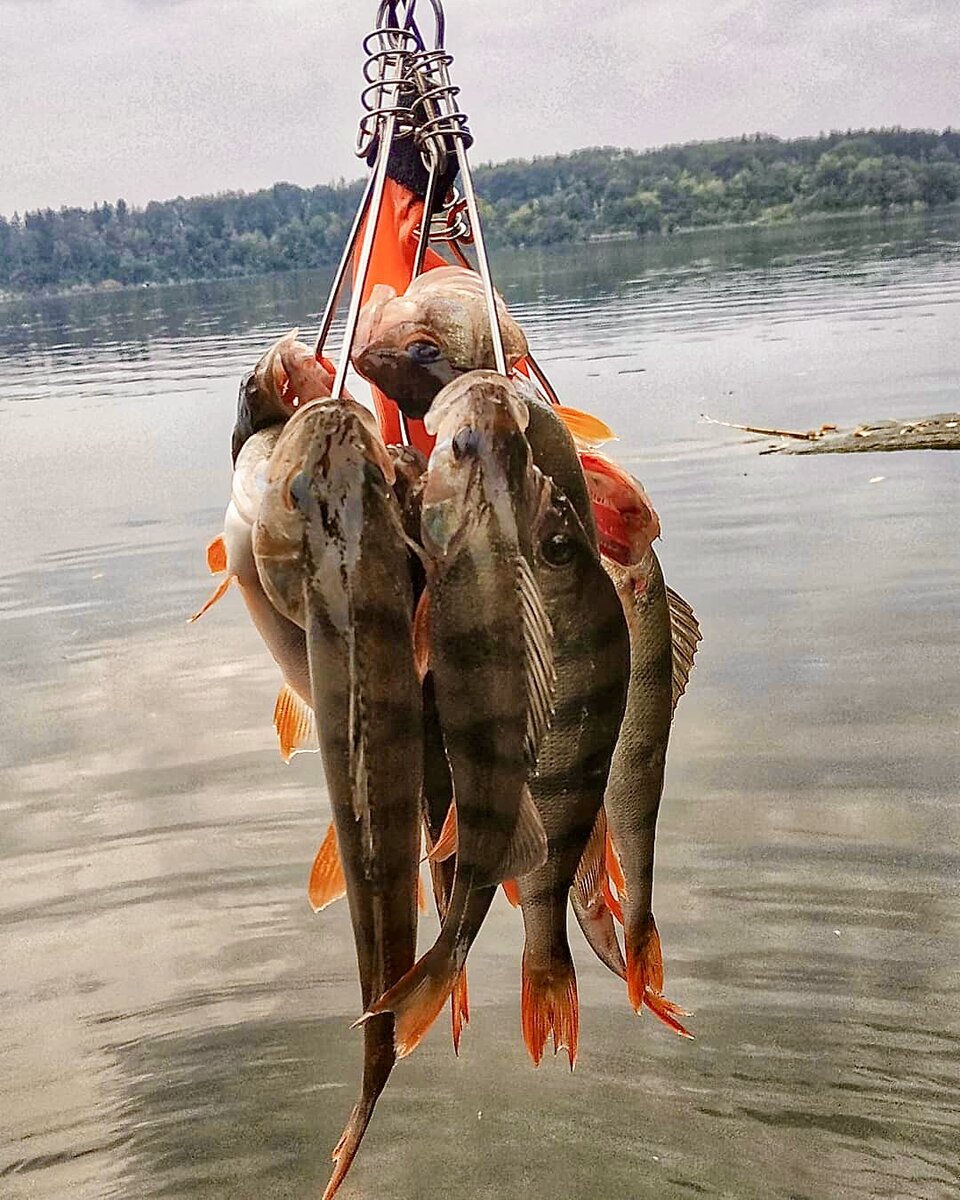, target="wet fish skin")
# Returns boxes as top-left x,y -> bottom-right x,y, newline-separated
517,486 -> 630,1068
603,548 -> 692,1036
364,371 -> 551,1058
231,330 -> 336,463
513,375 -> 598,545
352,267 -> 529,418
253,399 -> 422,1200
